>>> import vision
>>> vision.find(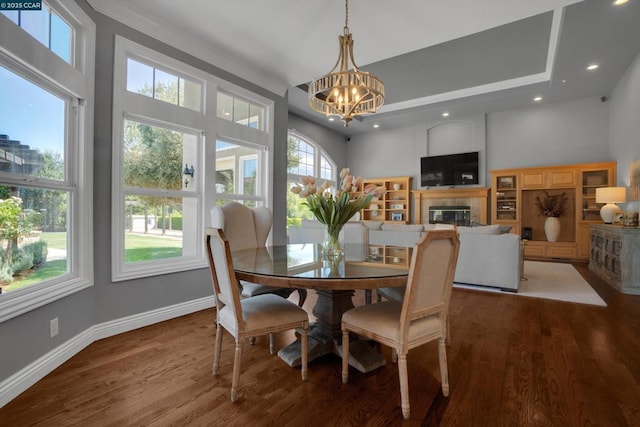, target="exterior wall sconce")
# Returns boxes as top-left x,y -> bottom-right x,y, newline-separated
183,164 -> 195,188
